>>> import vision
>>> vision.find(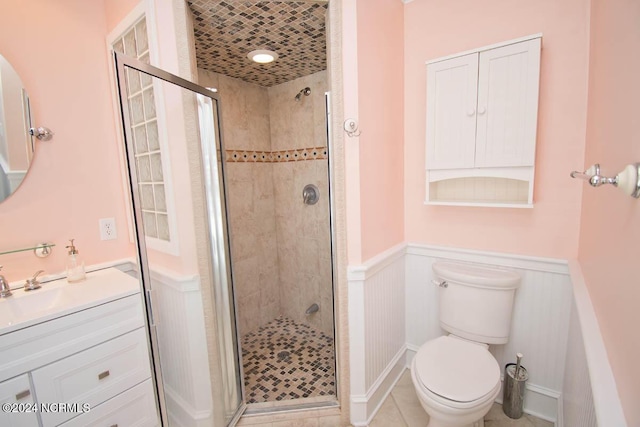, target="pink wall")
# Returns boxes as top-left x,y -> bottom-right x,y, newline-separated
403,0 -> 590,259
355,0 -> 404,262
579,0 -> 640,423
0,0 -> 134,281
105,0 -> 141,33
